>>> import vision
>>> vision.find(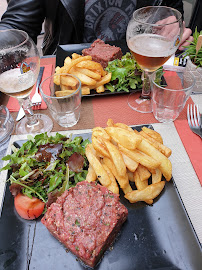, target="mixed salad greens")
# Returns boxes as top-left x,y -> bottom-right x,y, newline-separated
105,52 -> 142,92
1,132 -> 90,205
